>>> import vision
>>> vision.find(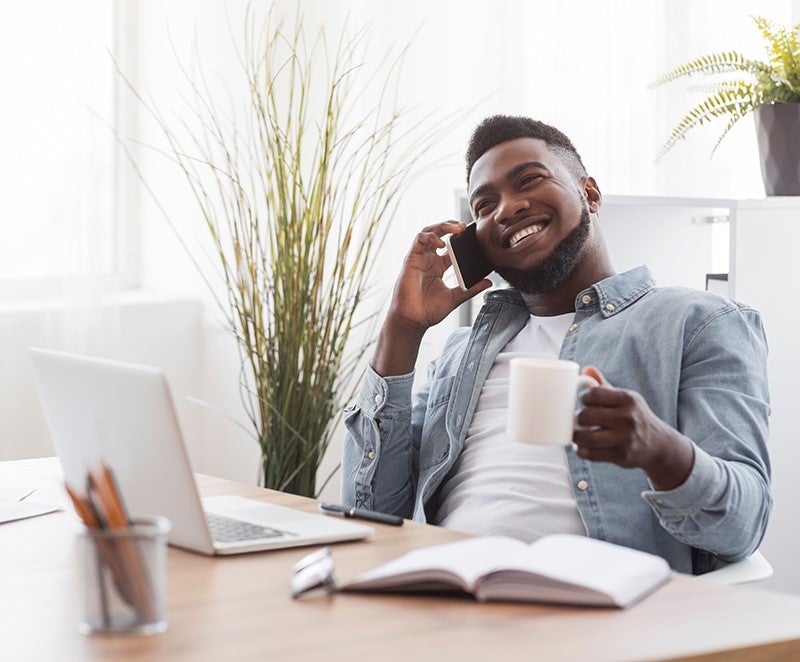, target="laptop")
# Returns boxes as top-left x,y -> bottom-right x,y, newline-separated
30,348 -> 373,555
